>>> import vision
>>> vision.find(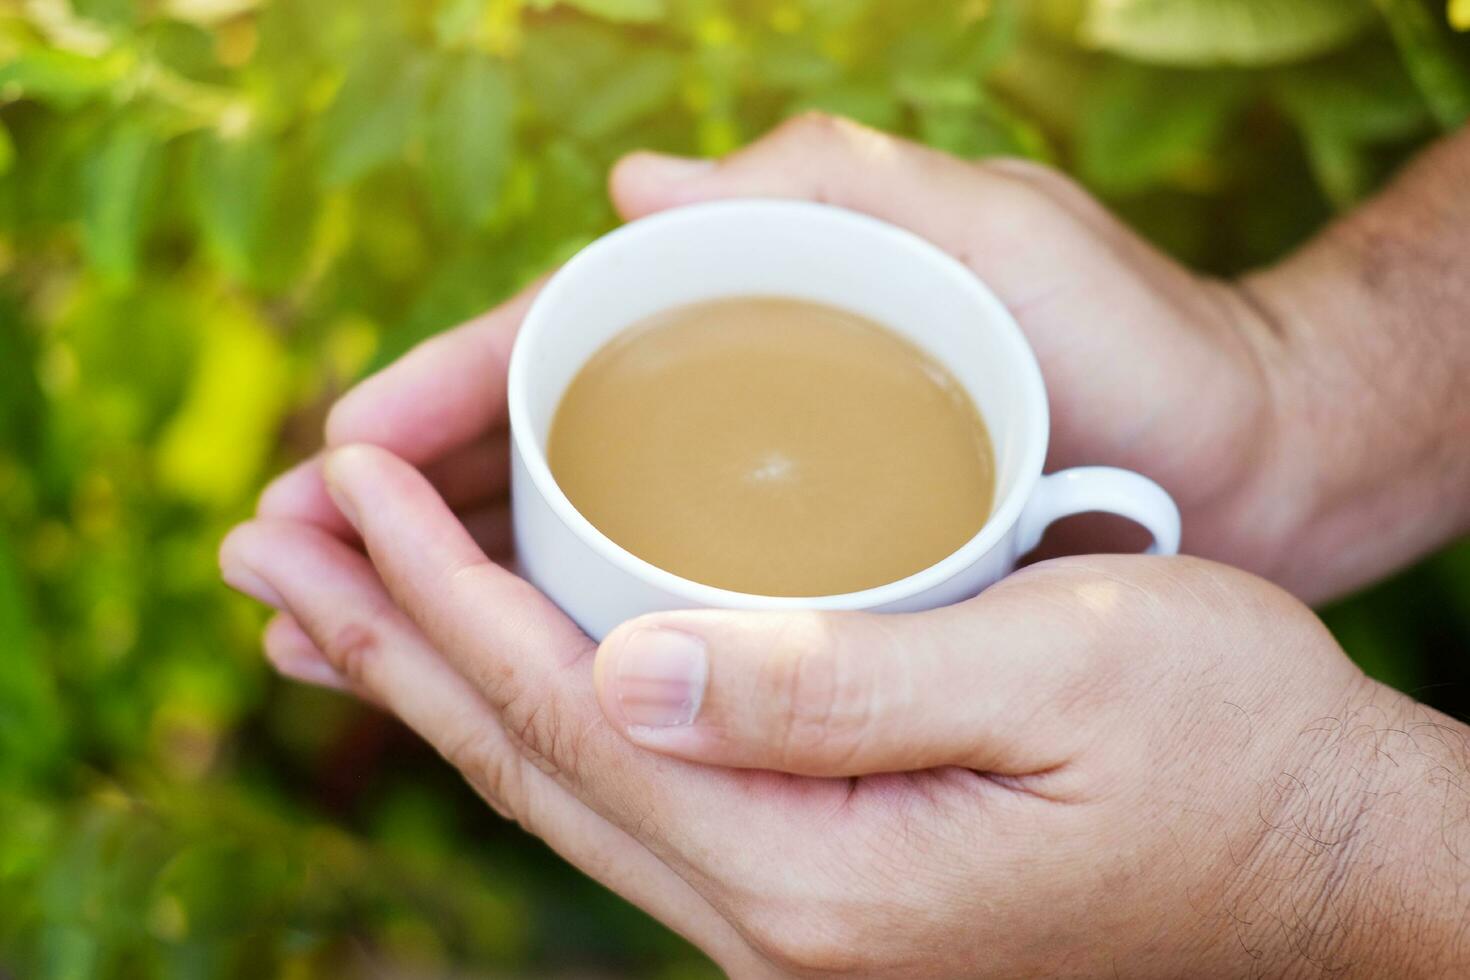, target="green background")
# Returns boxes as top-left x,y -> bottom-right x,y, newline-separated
2,0 -> 1468,976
